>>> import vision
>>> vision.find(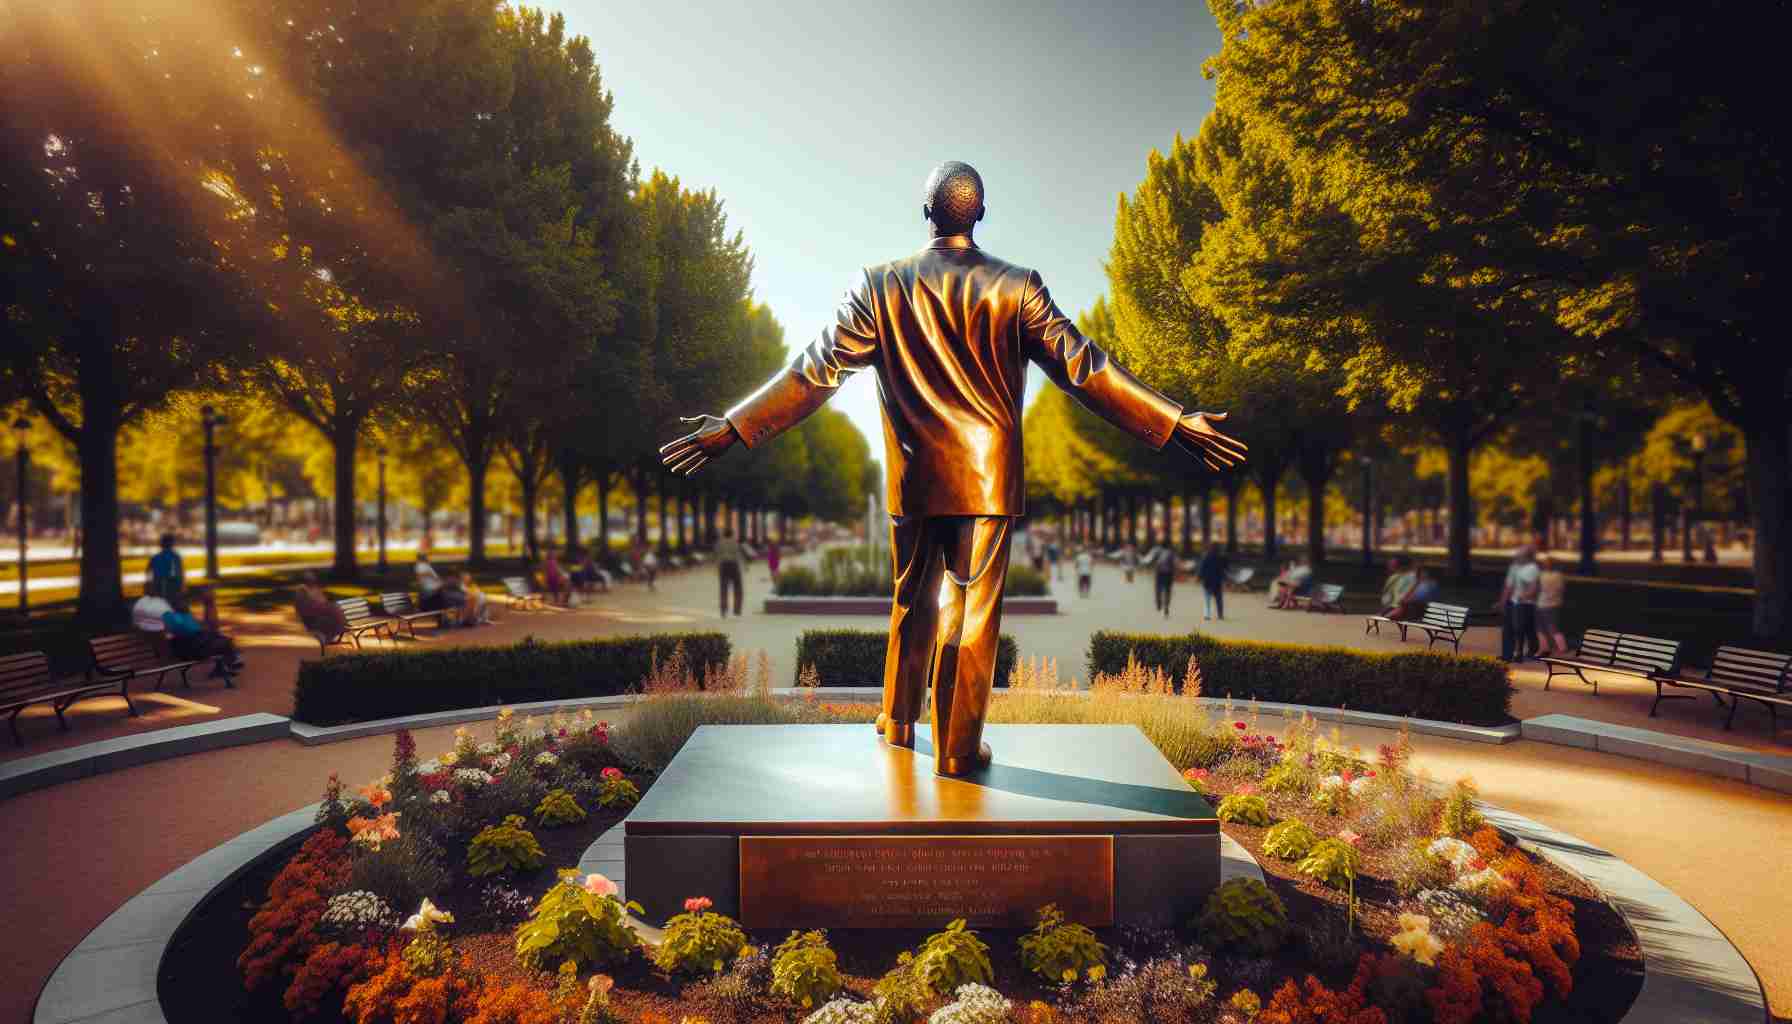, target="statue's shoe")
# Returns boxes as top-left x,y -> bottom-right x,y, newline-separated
875,713 -> 916,748
937,742 -> 993,777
